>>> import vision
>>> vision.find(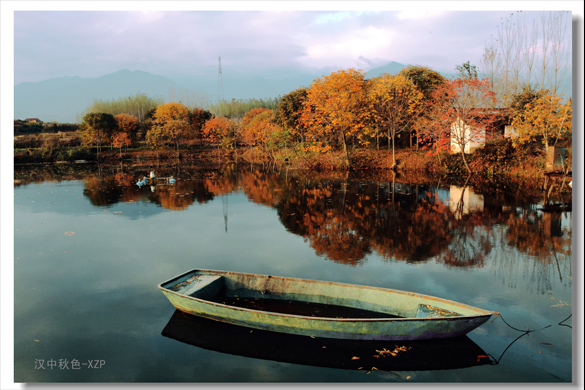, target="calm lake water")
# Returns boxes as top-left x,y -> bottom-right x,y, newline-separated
13,164 -> 573,383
